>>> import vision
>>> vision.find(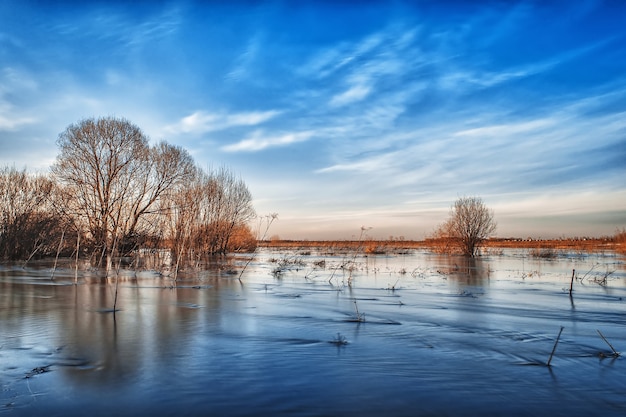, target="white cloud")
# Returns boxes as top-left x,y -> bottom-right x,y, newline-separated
222,130 -> 314,152
166,109 -> 281,135
0,114 -> 35,131
316,150 -> 398,174
0,103 -> 36,131
303,32 -> 385,80
330,83 -> 372,107
454,118 -> 555,137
